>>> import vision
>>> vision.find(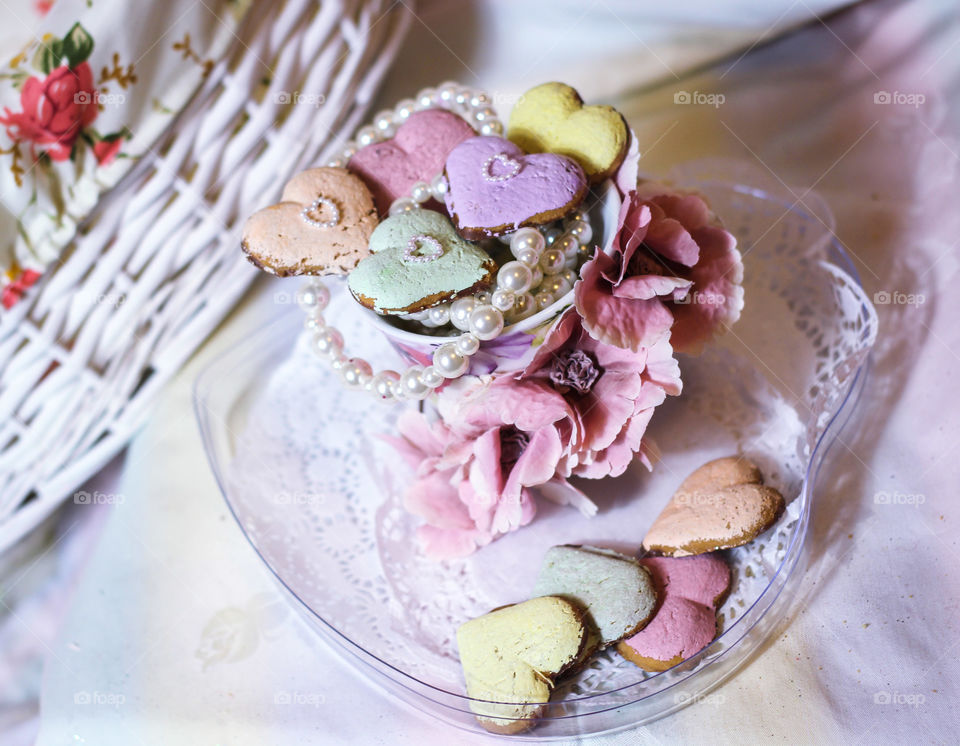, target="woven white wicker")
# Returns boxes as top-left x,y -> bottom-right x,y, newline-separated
0,0 -> 412,552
